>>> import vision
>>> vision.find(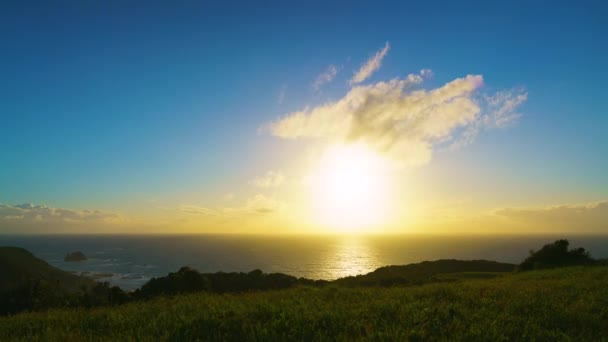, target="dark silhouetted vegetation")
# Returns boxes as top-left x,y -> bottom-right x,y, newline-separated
133,259 -> 516,299
134,267 -> 324,299
334,259 -> 515,287
518,239 -> 595,271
